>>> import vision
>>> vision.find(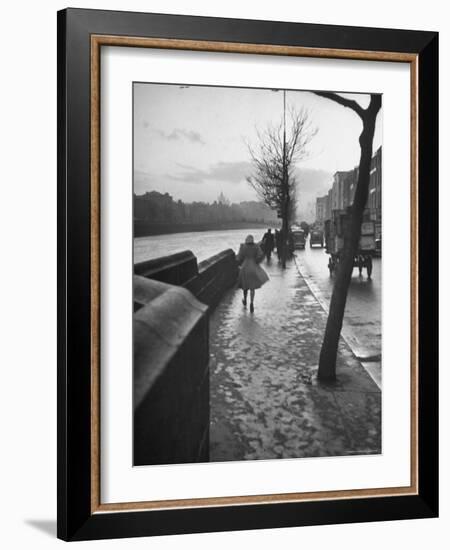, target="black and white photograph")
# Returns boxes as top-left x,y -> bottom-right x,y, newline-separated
133,82 -> 382,466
